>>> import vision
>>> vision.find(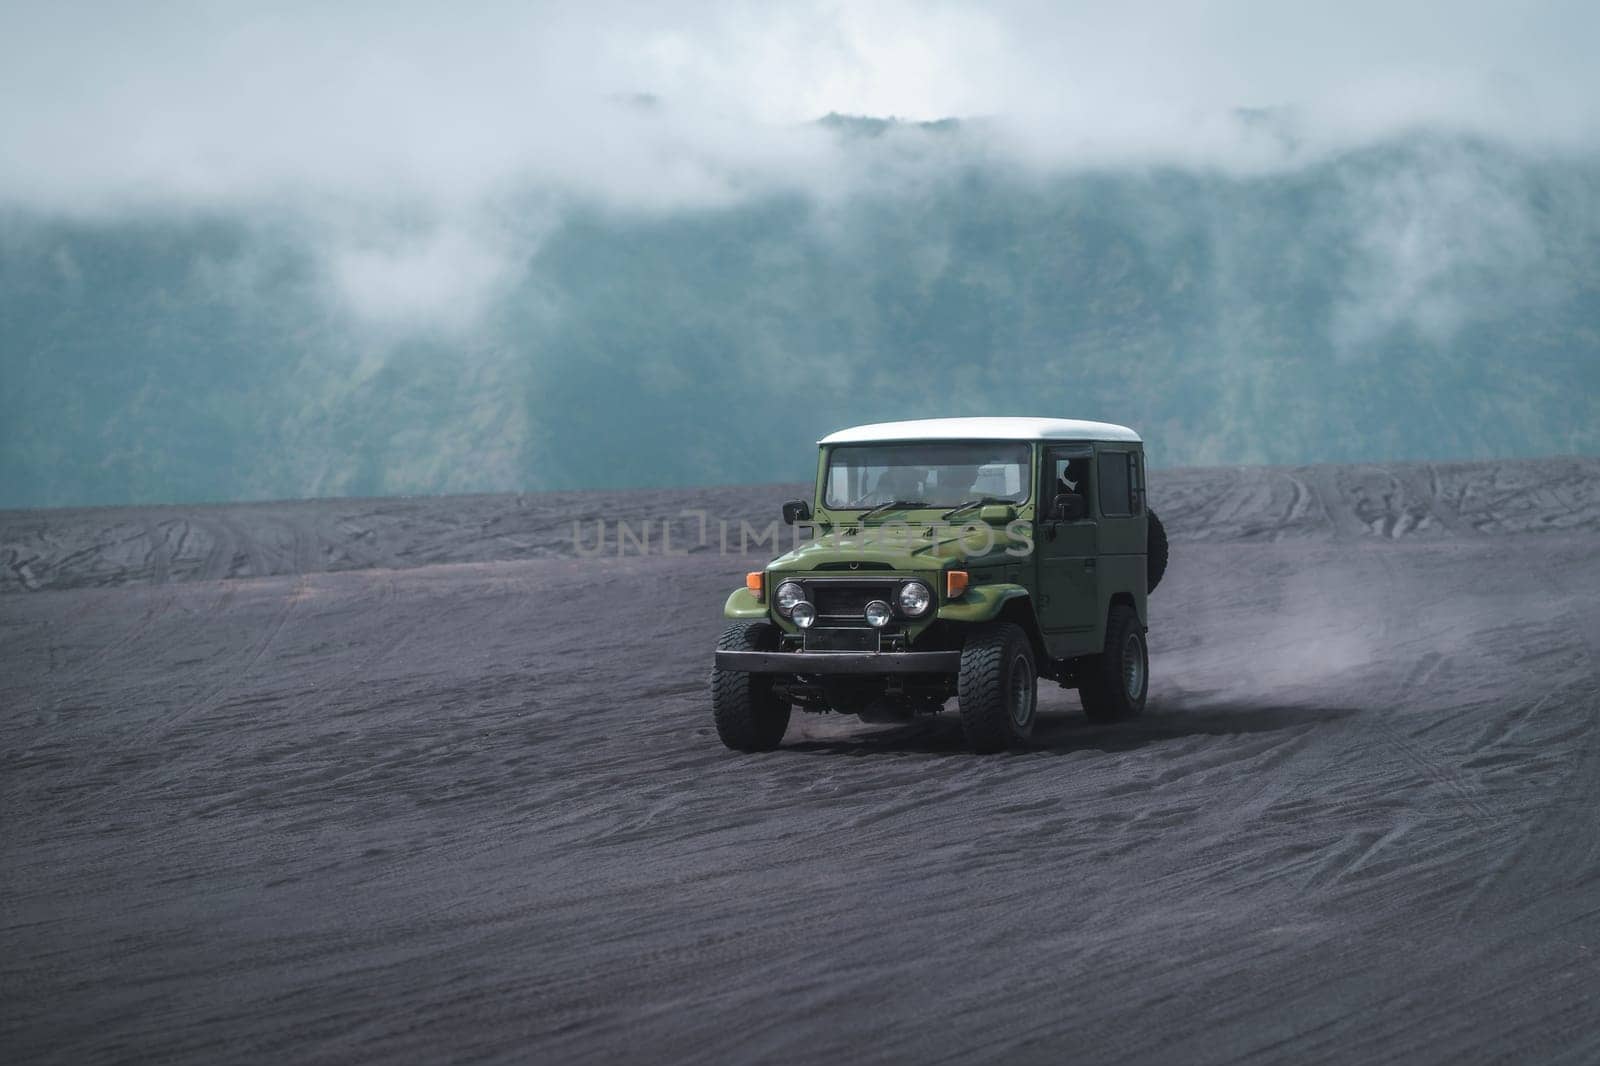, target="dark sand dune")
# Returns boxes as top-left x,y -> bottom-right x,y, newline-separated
5,457 -> 1596,592
2,457 -> 1598,1064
